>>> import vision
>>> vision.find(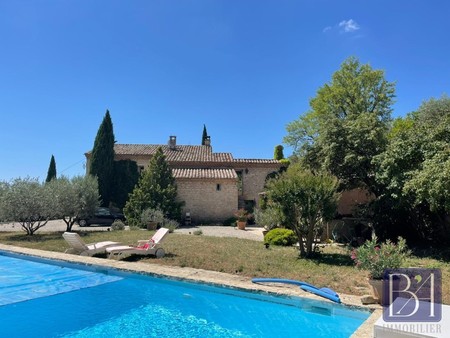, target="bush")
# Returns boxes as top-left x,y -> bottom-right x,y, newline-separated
111,219 -> 125,231
351,235 -> 411,279
254,207 -> 283,231
193,229 -> 203,236
163,218 -> 179,233
140,208 -> 164,229
264,228 -> 297,246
